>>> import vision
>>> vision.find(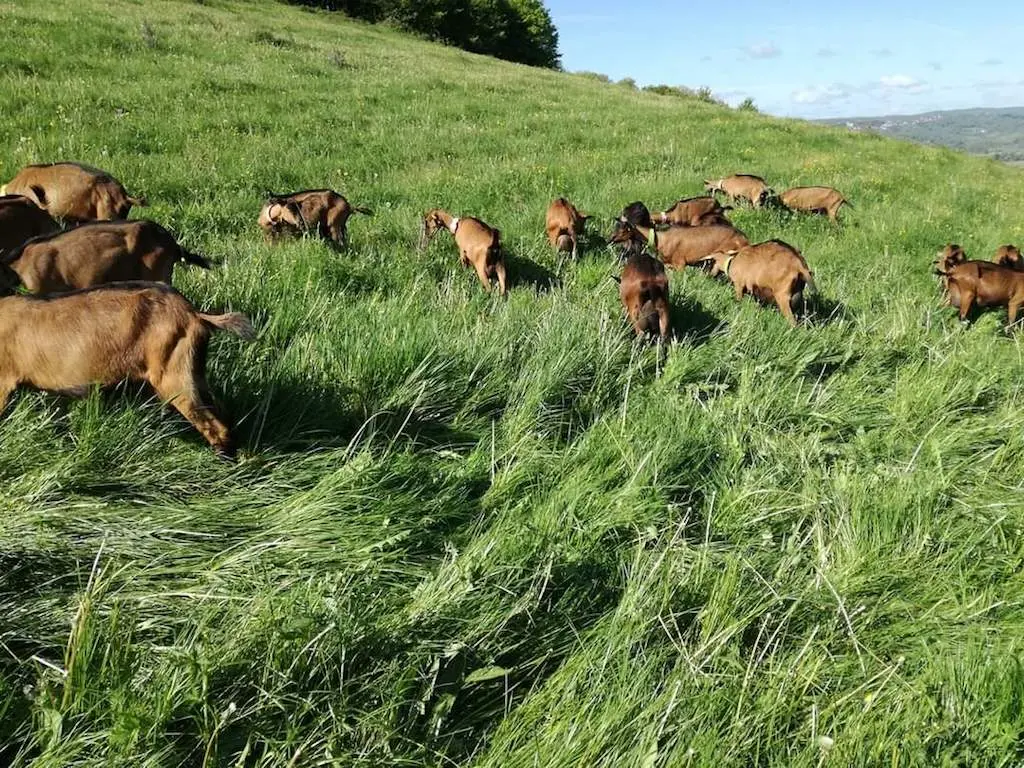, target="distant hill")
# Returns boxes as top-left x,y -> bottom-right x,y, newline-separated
823,106 -> 1024,163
